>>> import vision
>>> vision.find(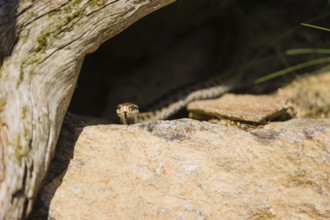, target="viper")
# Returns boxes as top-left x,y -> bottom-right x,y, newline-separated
116,75 -> 244,124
